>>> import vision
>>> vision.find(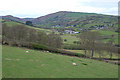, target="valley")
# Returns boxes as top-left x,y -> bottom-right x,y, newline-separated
1,11 -> 119,78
